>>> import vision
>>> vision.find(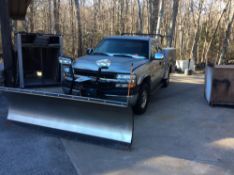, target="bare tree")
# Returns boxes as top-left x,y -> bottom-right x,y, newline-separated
16,0 -> 234,61
53,0 -> 60,34
204,0 -> 230,64
75,0 -> 83,56
191,0 -> 204,64
218,10 -> 234,64
28,1 -> 35,32
70,0 -> 76,57
149,0 -> 160,33
137,0 -> 144,33
156,0 -> 164,34
48,0 -> 53,33
167,0 -> 179,47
